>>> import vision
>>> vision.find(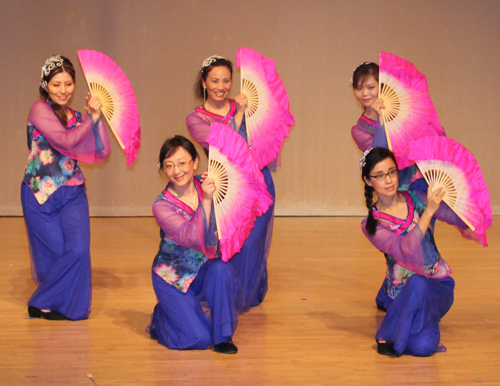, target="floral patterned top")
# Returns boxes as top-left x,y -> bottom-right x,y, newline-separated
152,177 -> 219,293
23,101 -> 110,204
363,191 -> 456,299
24,110 -> 85,204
